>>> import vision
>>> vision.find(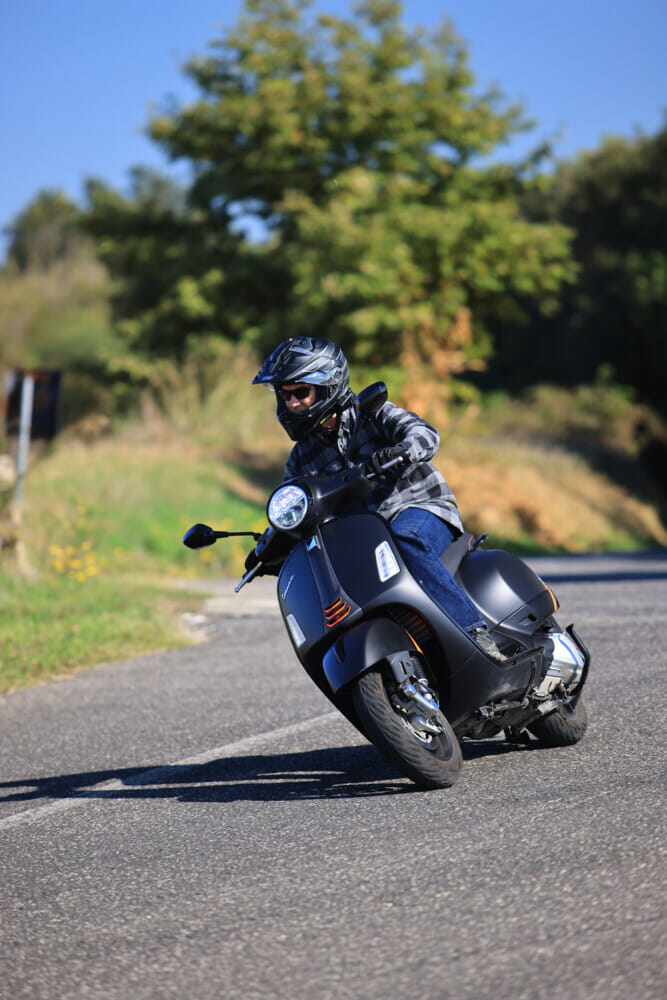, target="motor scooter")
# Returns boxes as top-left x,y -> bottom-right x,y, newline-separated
184,383 -> 590,789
